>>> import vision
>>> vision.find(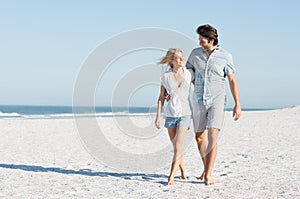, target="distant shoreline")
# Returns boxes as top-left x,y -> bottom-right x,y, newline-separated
0,104 -> 290,120
0,105 -> 279,115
